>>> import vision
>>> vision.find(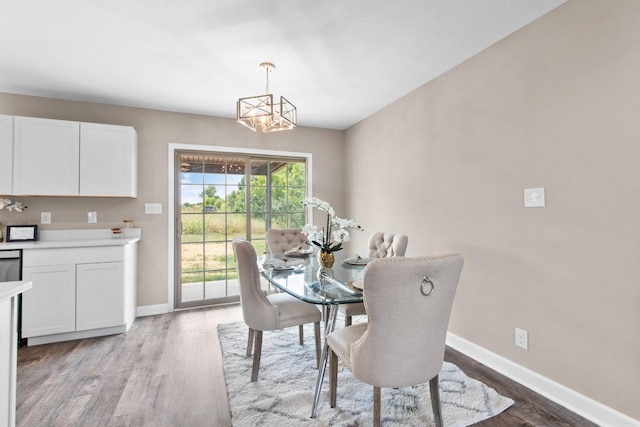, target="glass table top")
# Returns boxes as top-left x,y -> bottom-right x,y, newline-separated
259,253 -> 365,305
